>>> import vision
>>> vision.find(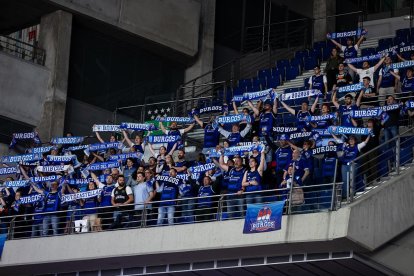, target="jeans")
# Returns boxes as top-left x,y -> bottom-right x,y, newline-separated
341,164 -> 355,199
157,206 -> 175,225
245,193 -> 262,205
180,199 -> 195,218
42,215 -> 58,236
226,195 -> 244,218
31,221 -> 43,237
384,126 -> 398,149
